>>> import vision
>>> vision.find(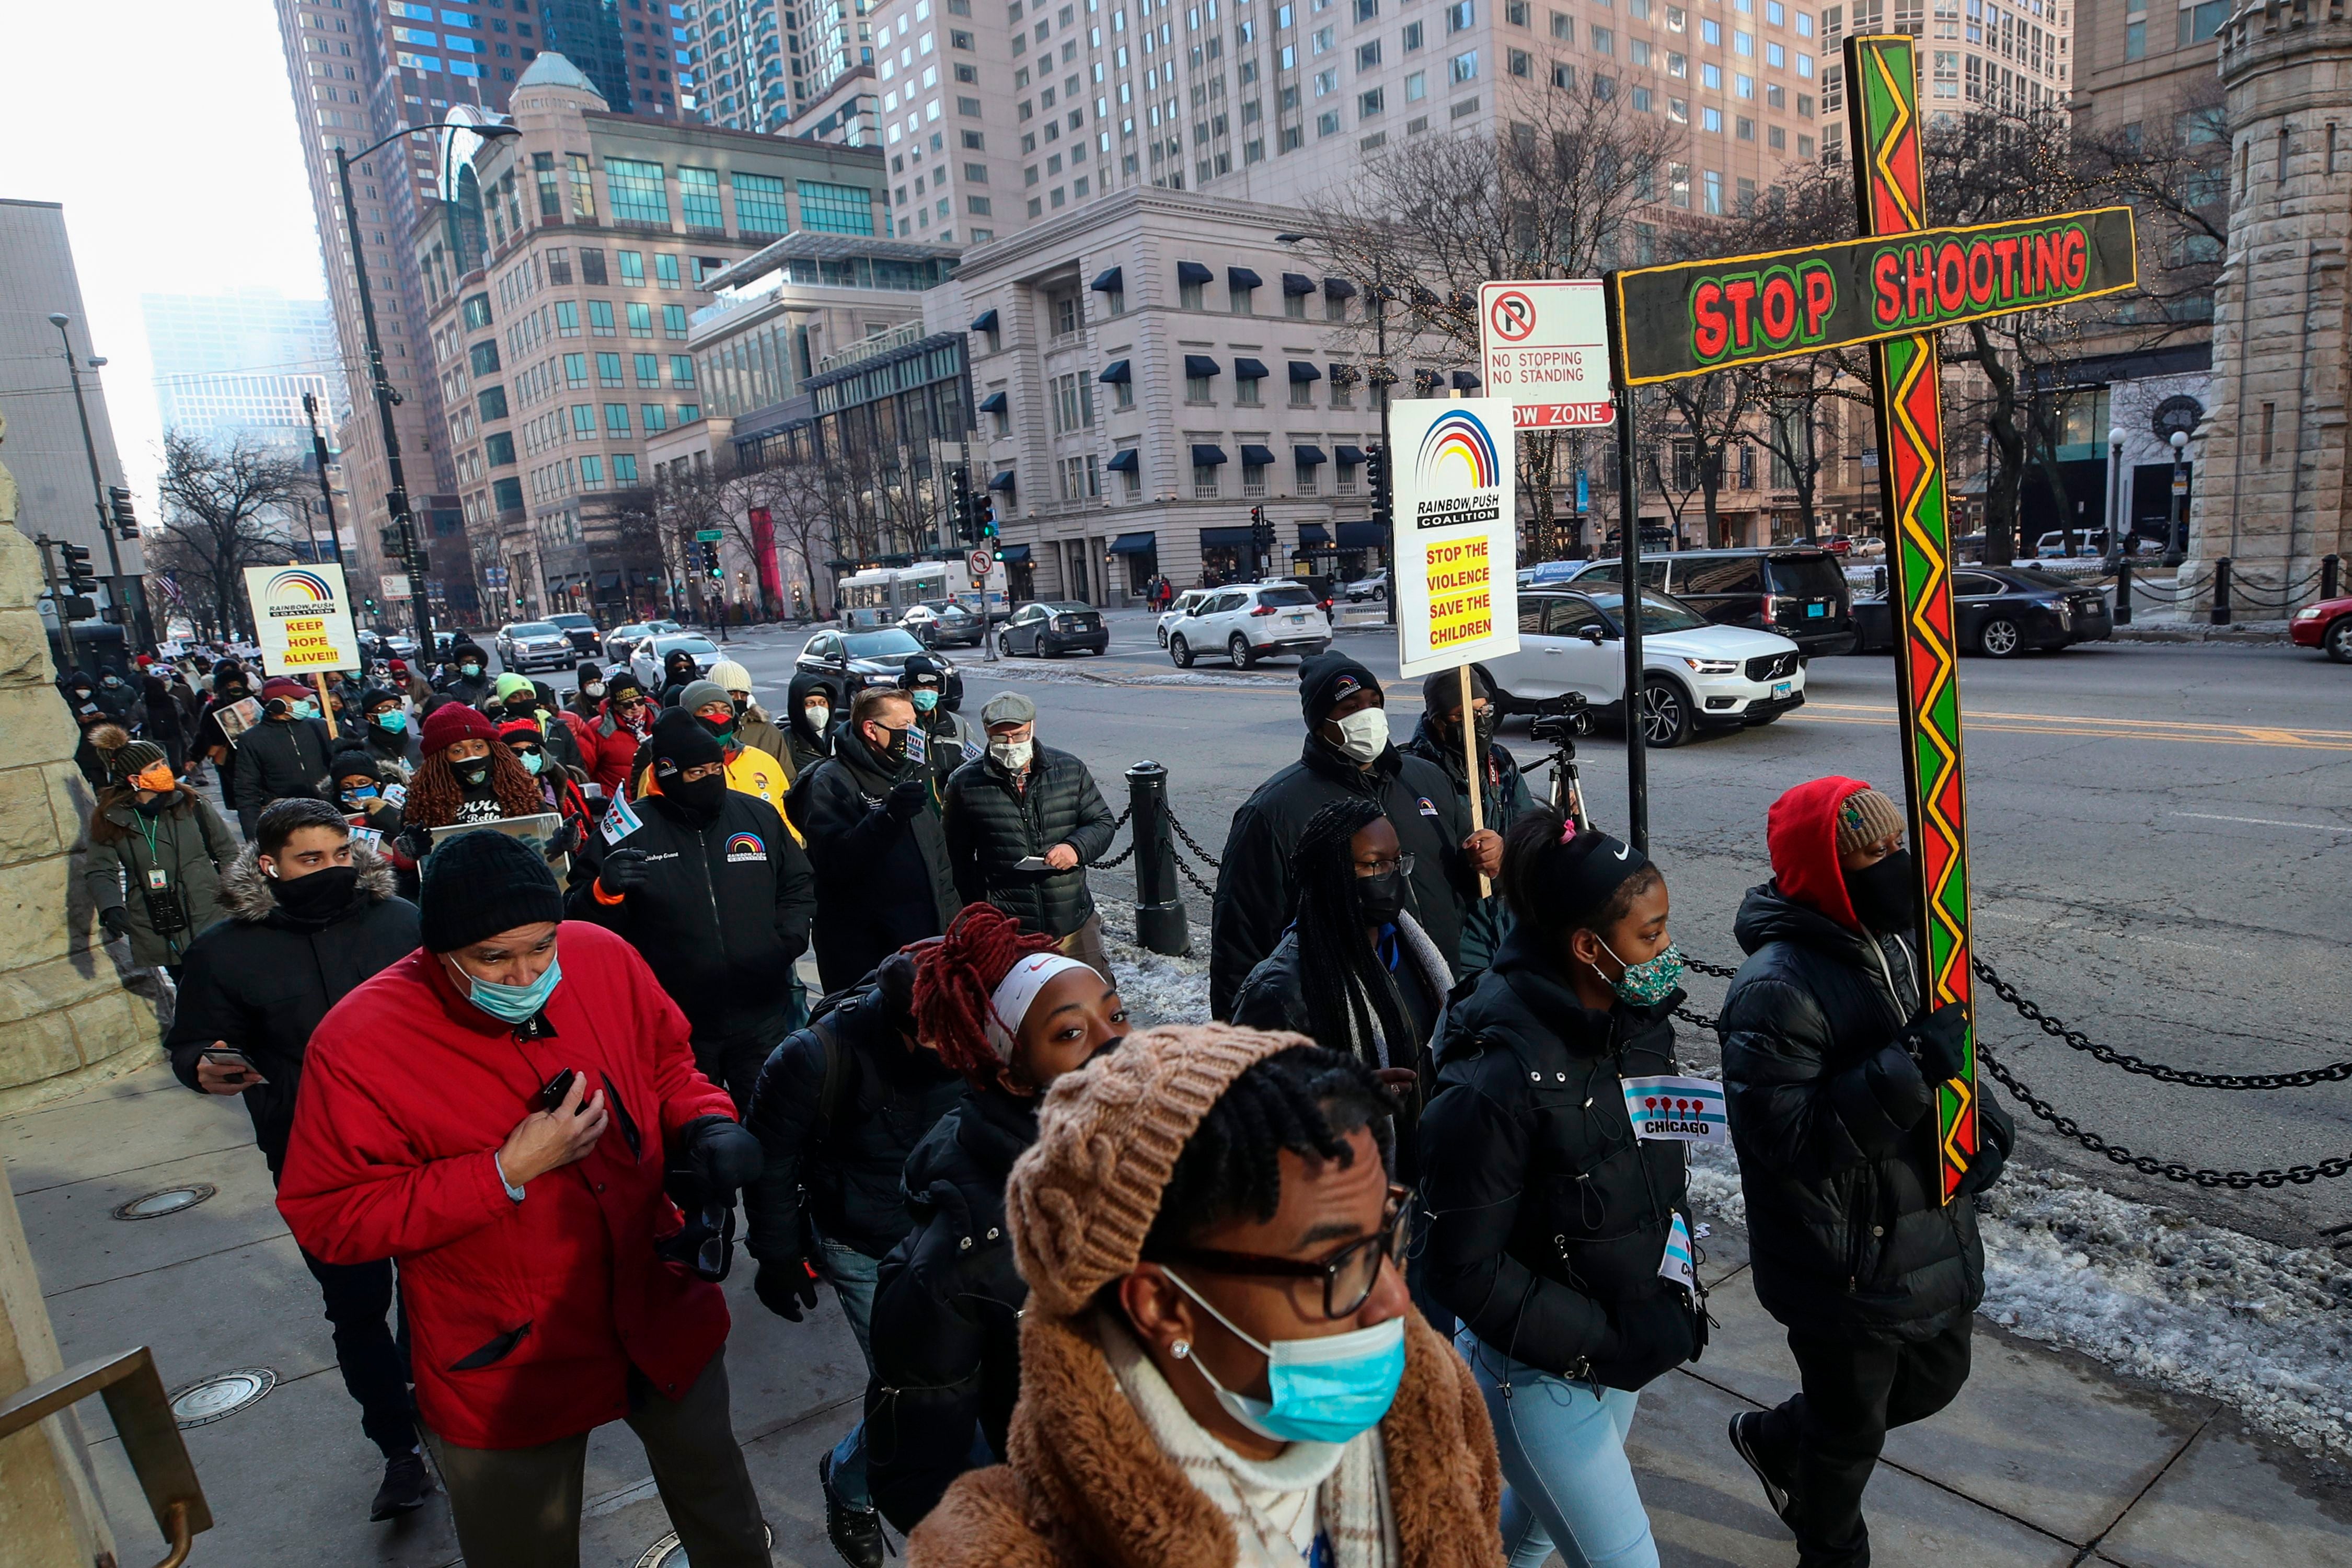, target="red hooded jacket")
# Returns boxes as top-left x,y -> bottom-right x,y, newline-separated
276,921 -> 735,1449
1765,774 -> 1874,932
589,697 -> 650,795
